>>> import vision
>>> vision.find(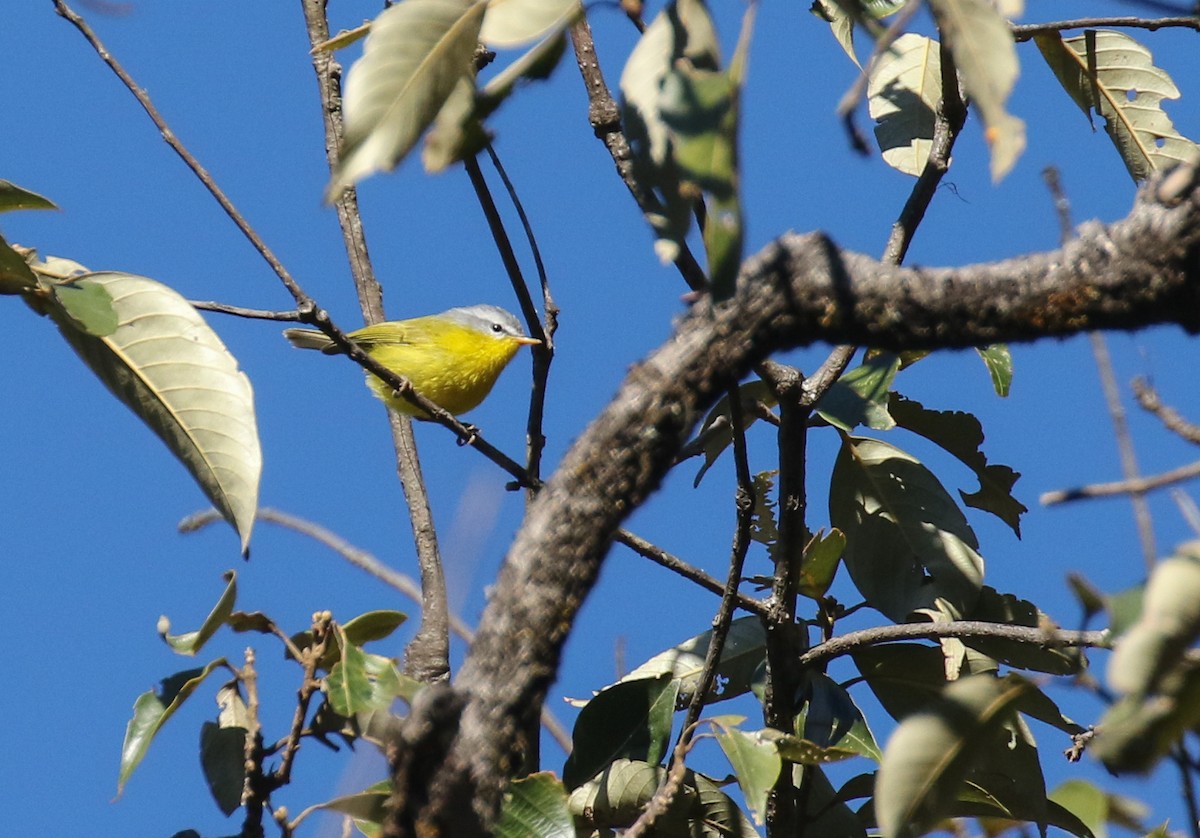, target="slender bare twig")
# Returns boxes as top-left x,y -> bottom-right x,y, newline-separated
298,0 -> 451,686
53,0 -> 308,305
797,621 -> 1109,668
1173,744 -> 1200,838
1173,489 -> 1200,535
482,143 -> 559,487
188,301 -> 304,321
680,390 -> 756,736
1011,16 -> 1200,42
567,15 -> 708,292
613,529 -> 769,616
1133,377 -> 1200,444
461,154 -> 555,497
240,647 -> 269,838
882,40 -> 968,265
1040,459 -> 1200,505
273,614 -> 329,788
